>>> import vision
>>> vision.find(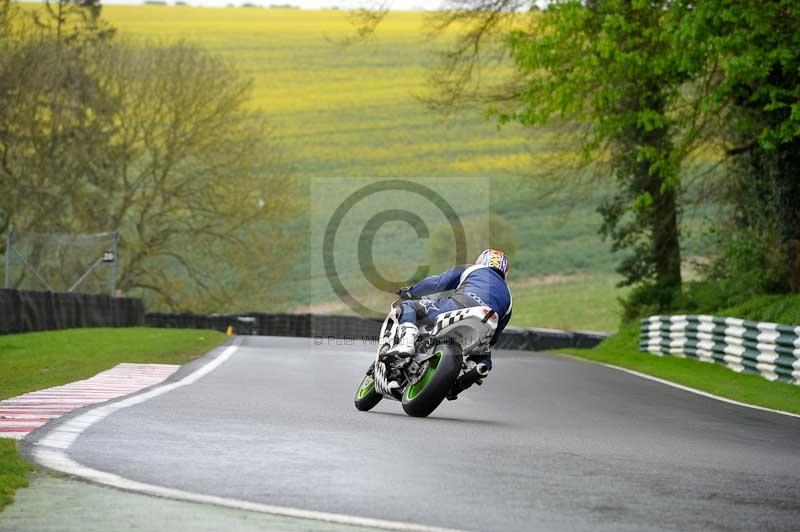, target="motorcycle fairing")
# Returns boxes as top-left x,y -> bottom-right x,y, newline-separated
431,306 -> 498,353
